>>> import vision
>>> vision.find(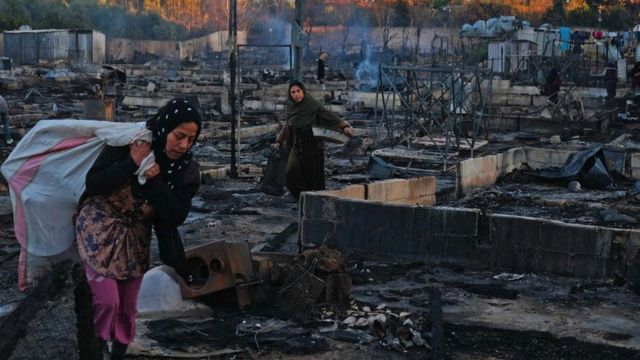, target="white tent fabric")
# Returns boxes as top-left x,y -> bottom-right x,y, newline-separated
0,119 -> 151,289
